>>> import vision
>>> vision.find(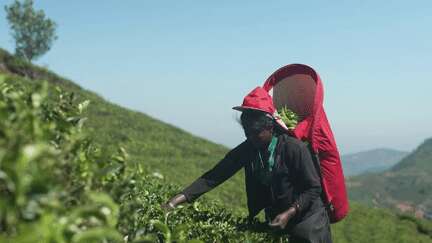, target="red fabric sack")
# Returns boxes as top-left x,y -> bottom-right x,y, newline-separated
263,64 -> 349,223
